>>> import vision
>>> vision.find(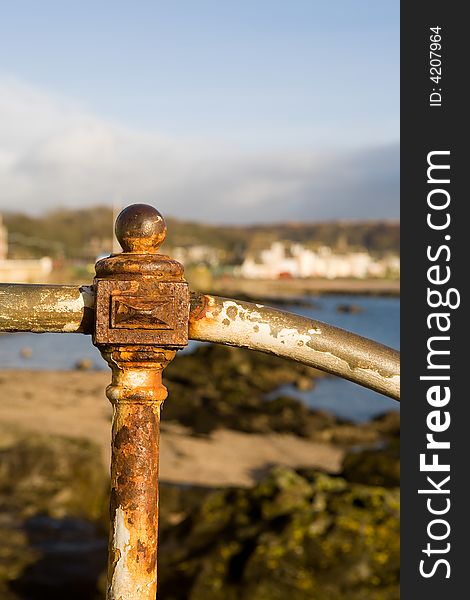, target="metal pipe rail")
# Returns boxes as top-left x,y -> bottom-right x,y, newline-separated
0,283 -> 400,400
0,283 -> 94,333
0,204 -> 400,599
